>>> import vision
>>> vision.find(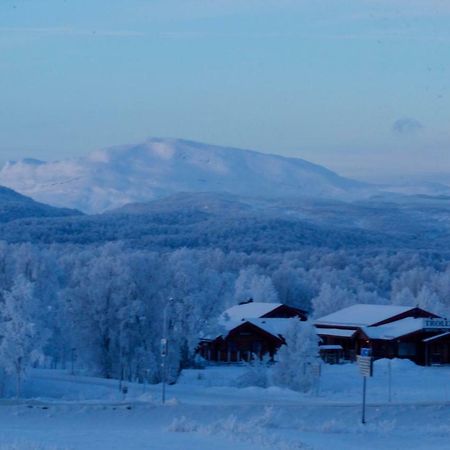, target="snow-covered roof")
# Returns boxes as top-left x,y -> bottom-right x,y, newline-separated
246,318 -> 294,340
423,332 -> 450,343
362,317 -> 424,340
320,345 -> 343,350
315,328 -> 356,338
220,302 -> 282,328
315,304 -> 415,328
